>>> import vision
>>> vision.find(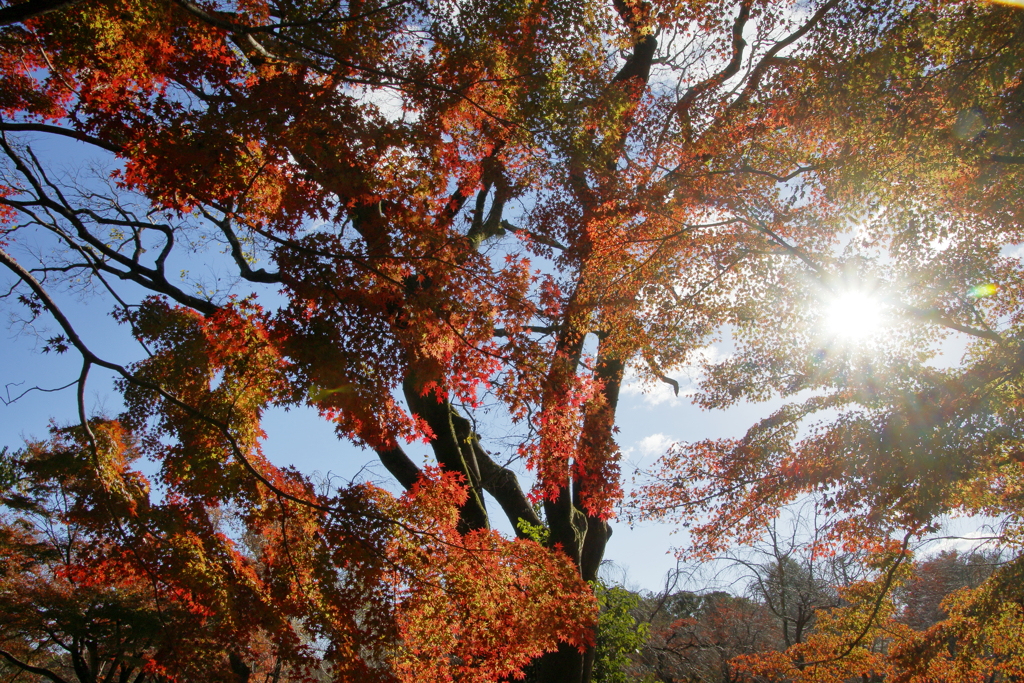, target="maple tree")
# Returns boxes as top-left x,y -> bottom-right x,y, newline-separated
718,545 -> 1022,683
3,0 -> 1023,680
0,420 -> 594,682
631,0 -> 1024,676
615,520 -> 1011,683
621,524 -> 1016,683
635,0 -> 1024,552
626,509 -> 866,682
888,551 -> 1024,683
0,429 -> 292,683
